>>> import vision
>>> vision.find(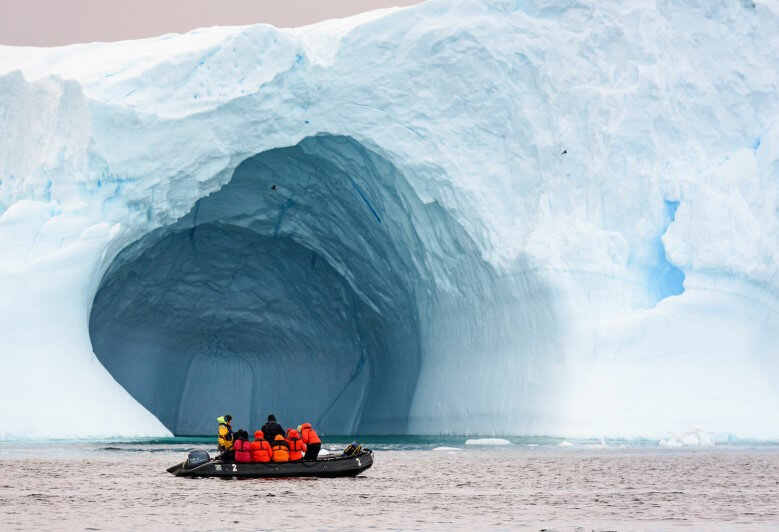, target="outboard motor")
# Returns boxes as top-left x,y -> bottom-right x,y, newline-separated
185,450 -> 210,469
